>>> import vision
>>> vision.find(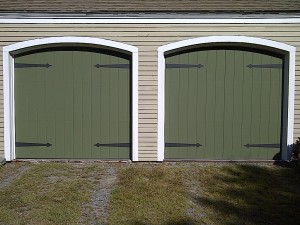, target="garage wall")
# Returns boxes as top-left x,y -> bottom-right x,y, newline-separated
0,23 -> 299,161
